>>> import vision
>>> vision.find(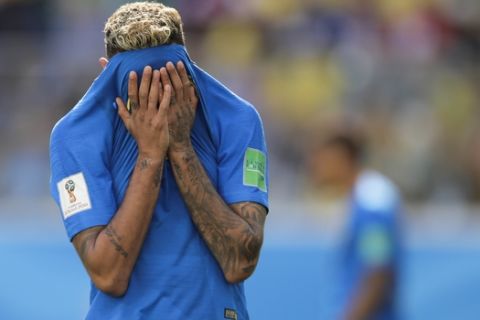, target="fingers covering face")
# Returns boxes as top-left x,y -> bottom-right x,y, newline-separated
116,97 -> 131,131
138,66 -> 153,110
160,67 -> 172,96
166,62 -> 184,102
176,61 -> 196,104
117,66 -> 168,130
147,70 -> 160,111
159,61 -> 196,106
123,61 -> 195,117
127,71 -> 139,112
156,84 -> 171,120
